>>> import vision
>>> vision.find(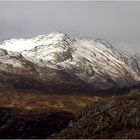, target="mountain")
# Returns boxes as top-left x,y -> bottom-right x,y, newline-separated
0,32 -> 140,92
0,32 -> 140,139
